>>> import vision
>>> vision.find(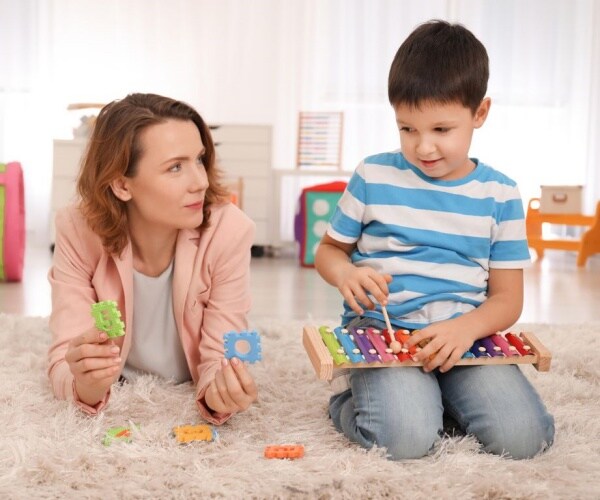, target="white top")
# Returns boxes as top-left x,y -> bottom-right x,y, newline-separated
121,260 -> 191,384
